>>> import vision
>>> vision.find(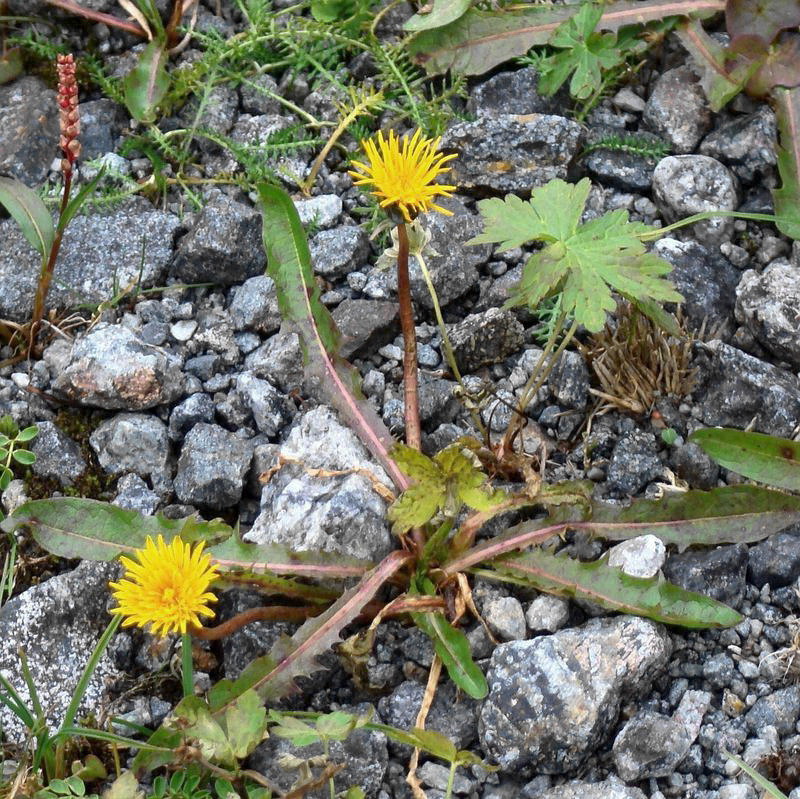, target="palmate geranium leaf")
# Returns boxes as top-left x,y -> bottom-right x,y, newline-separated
726,0 -> 800,45
537,3 -> 624,100
470,178 -> 683,333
